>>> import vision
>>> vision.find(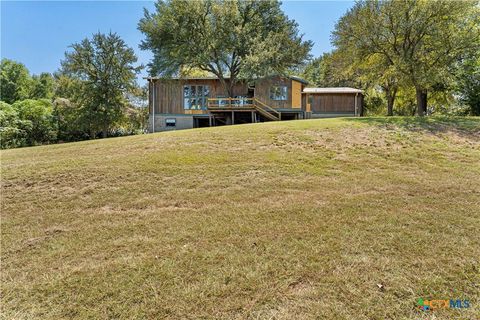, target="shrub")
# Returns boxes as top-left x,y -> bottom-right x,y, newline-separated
11,99 -> 57,146
0,101 -> 30,148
